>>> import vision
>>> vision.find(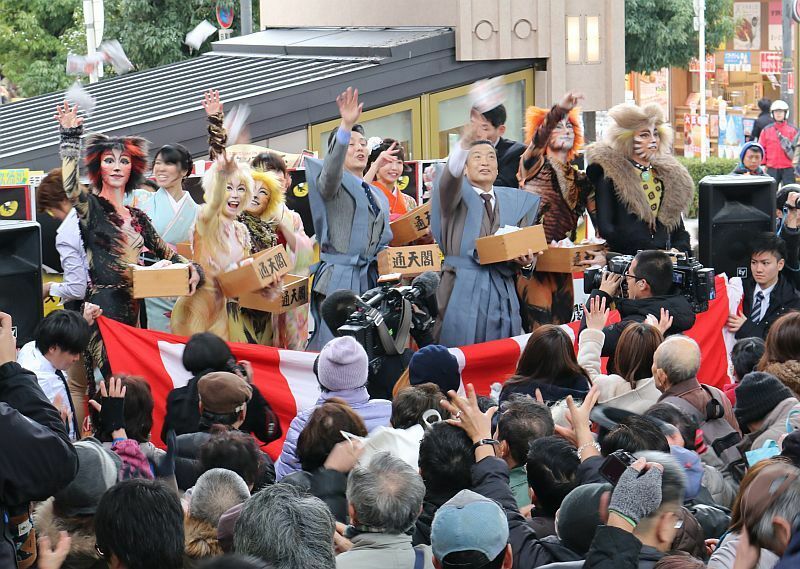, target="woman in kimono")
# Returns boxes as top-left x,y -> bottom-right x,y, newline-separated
139,144 -> 200,332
